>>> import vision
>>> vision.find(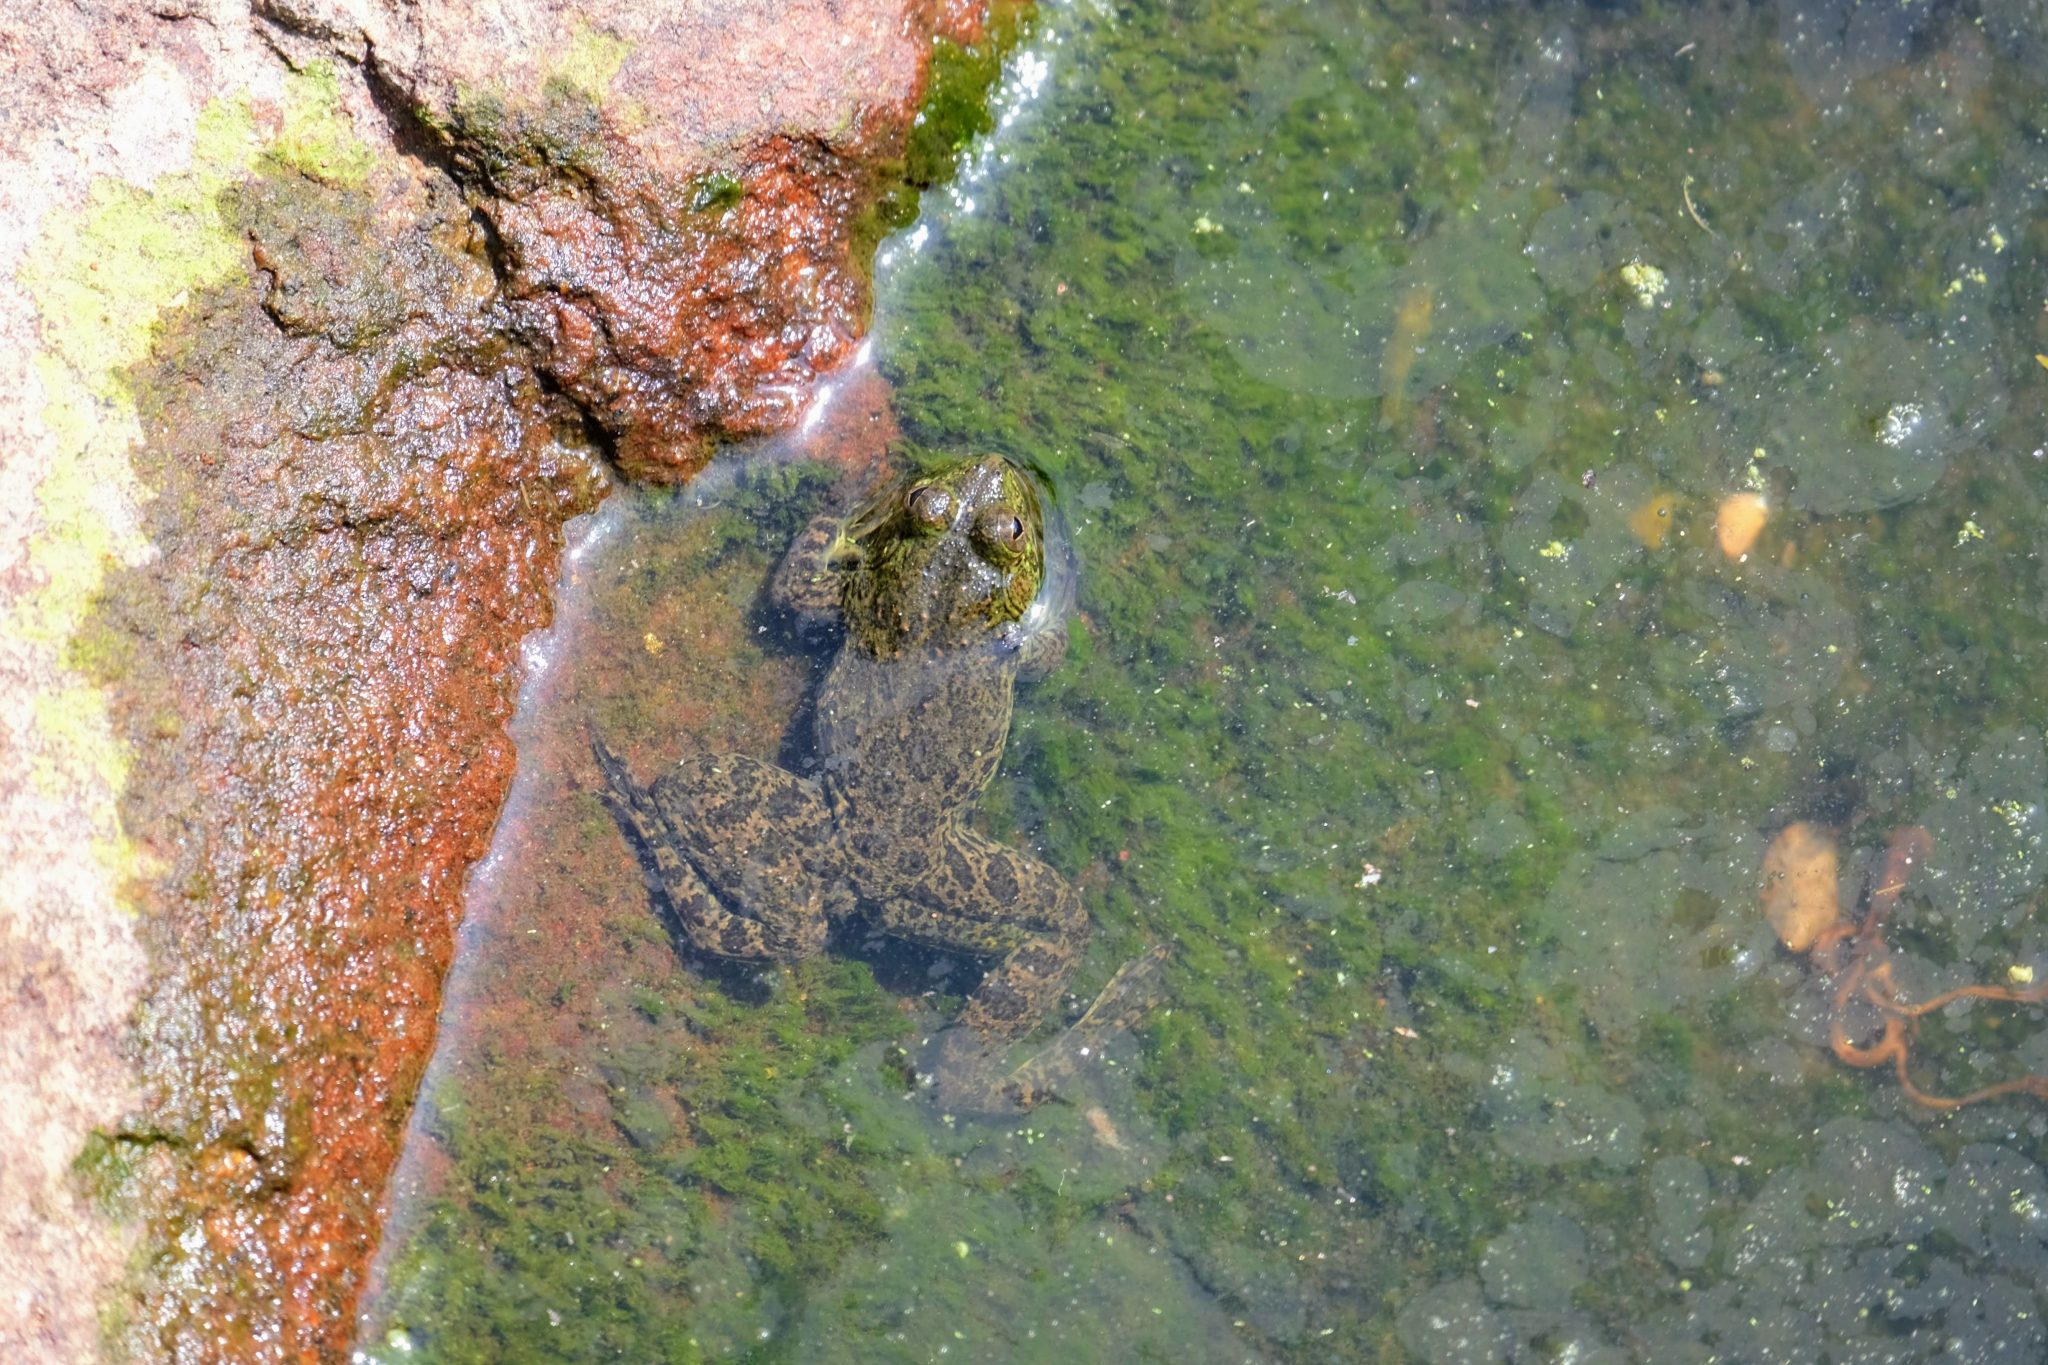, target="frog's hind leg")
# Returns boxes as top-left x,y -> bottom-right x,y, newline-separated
593,737 -> 841,963
997,945 -> 1170,1109
874,826 -> 1091,1045
874,829 -> 1172,1112
591,730 -> 692,908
